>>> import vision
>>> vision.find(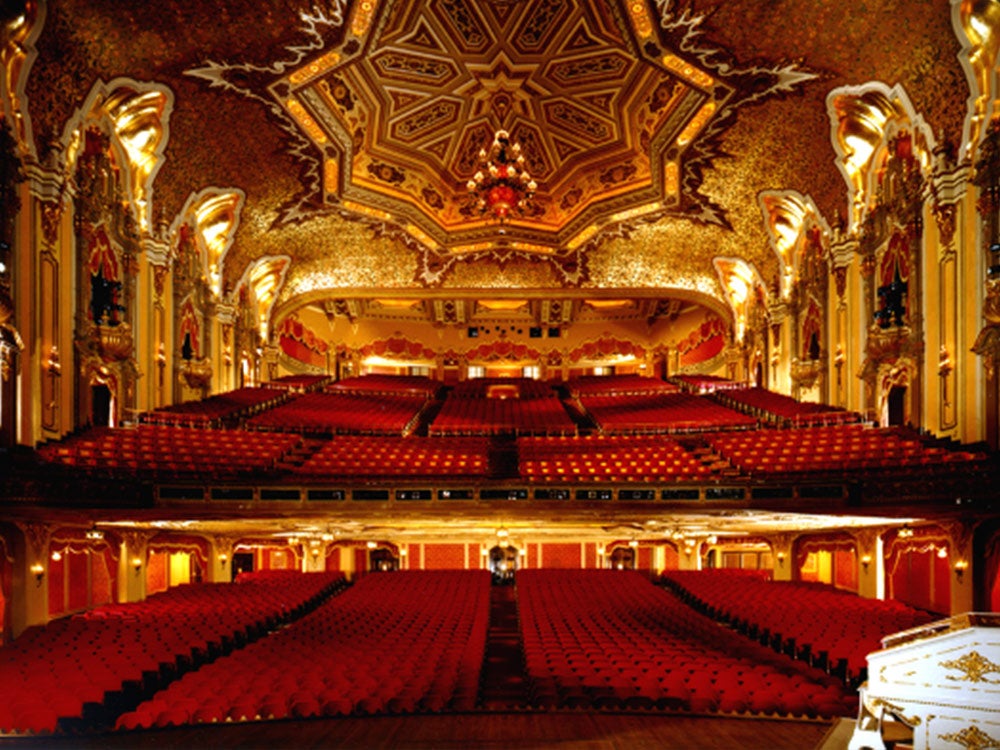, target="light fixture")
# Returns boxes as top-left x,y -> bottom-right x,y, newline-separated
51,551 -> 62,562
218,553 -> 228,567
898,525 -> 914,539
954,560 -> 968,582
496,526 -> 510,540
861,554 -> 872,571
30,562 -> 44,586
85,525 -> 104,541
776,552 -> 785,566
467,130 -> 537,224
132,557 -> 143,574
628,539 -> 639,548
939,346 -> 953,407
366,541 -> 377,550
